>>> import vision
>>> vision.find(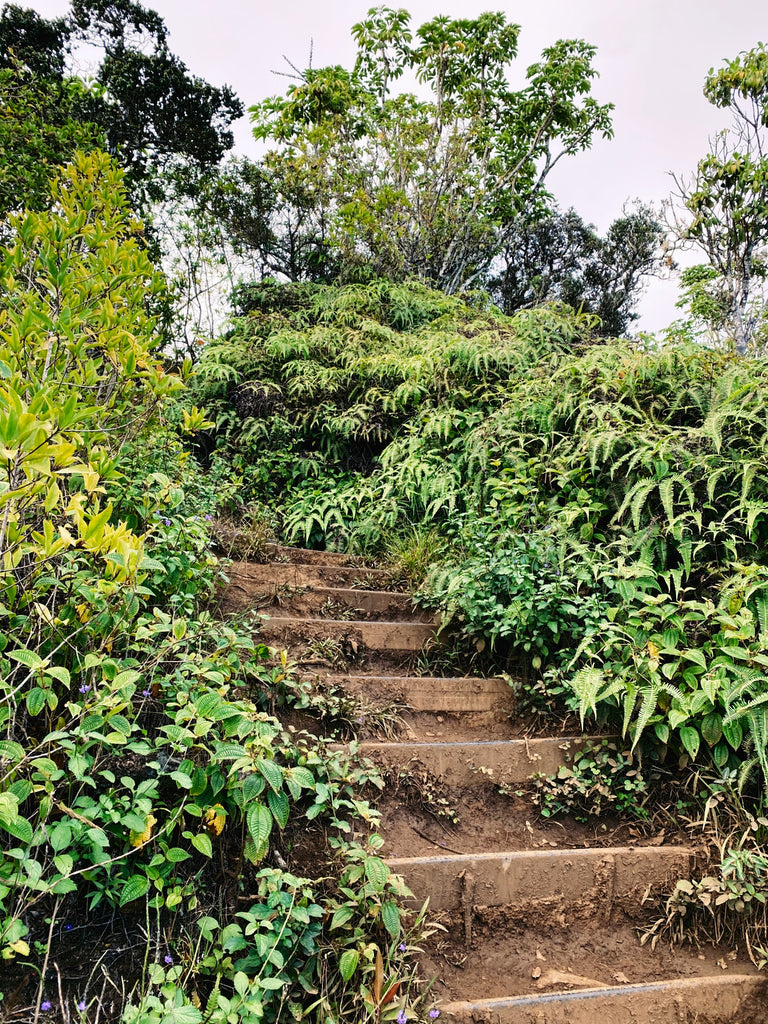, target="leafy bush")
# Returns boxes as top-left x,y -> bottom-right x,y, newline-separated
196,280 -> 768,792
0,158 -> 419,1023
423,519 -> 607,665
530,740 -> 649,822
